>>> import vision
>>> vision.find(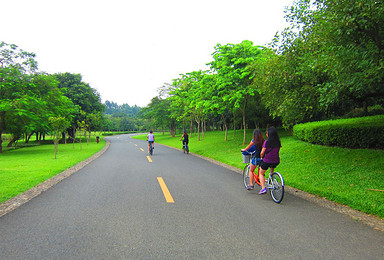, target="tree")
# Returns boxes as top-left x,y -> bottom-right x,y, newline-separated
314,0 -> 384,113
0,42 -> 38,152
267,0 -> 384,127
4,73 -> 76,147
54,73 -> 104,140
140,96 -> 172,134
49,116 -> 70,159
209,40 -> 263,144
